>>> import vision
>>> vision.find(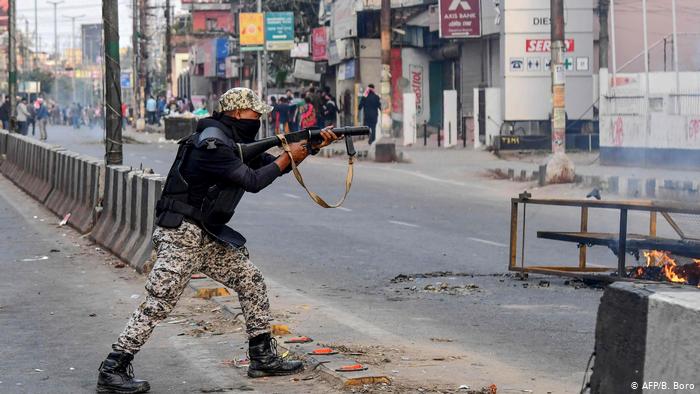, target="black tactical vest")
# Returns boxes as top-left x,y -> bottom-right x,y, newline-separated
155,122 -> 246,246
